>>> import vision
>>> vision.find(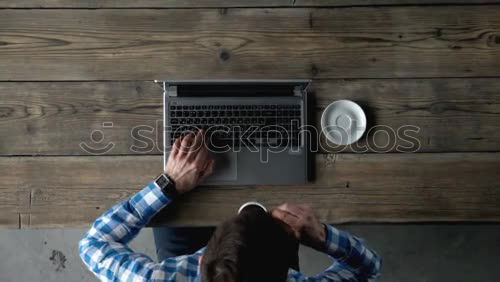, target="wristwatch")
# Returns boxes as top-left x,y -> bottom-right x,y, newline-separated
155,173 -> 178,199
